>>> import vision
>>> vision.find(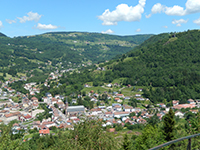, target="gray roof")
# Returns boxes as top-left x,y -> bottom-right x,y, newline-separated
67,105 -> 85,112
